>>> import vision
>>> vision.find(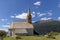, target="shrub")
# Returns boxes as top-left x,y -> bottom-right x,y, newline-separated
0,30 -> 6,37
16,36 -> 22,39
0,30 -> 6,40
47,31 -> 58,39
